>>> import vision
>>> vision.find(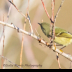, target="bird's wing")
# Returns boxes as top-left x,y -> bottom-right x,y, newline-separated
55,27 -> 72,38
